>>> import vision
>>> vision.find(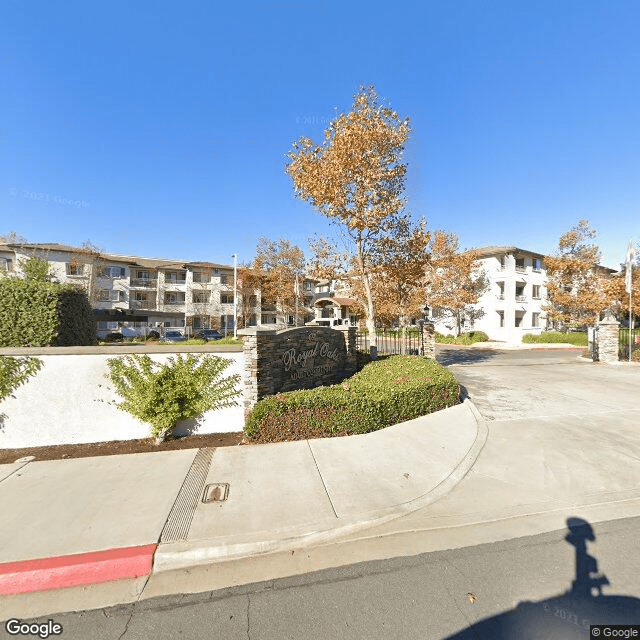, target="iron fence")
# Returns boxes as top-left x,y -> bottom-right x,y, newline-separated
619,328 -> 640,361
356,326 -> 426,356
